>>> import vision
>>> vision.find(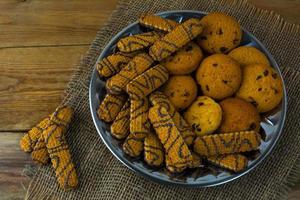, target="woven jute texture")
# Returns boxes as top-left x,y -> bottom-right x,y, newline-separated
25,0 -> 300,199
